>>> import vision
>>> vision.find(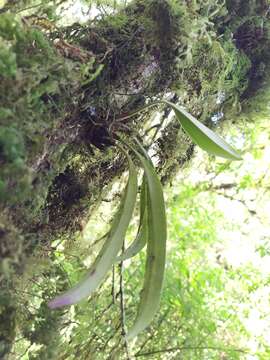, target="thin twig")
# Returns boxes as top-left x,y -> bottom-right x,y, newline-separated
143,124 -> 160,136
150,103 -> 172,145
135,345 -> 250,357
12,288 -> 44,299
90,231 -> 110,248
135,309 -> 170,355
119,244 -> 132,360
116,102 -> 161,122
106,330 -> 124,360
99,322 -> 122,353
19,344 -> 32,359
215,191 -> 257,216
111,265 -> 116,304
15,1 -> 46,13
